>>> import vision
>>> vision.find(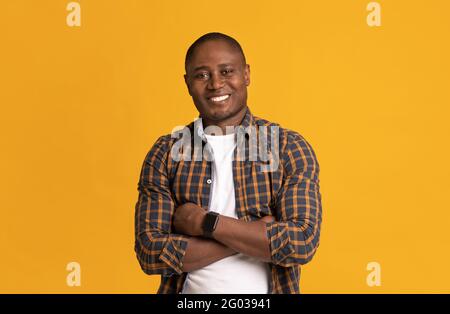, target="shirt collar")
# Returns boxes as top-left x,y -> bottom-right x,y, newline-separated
194,106 -> 254,141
